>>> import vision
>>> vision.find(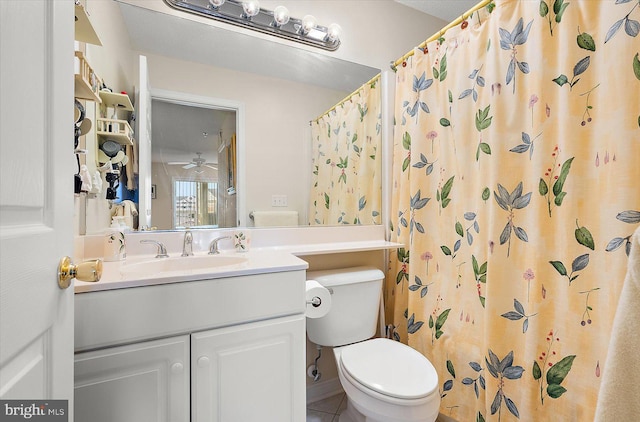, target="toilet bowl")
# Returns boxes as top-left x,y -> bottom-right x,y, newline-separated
306,267 -> 440,422
334,339 -> 440,422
